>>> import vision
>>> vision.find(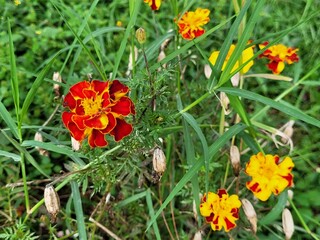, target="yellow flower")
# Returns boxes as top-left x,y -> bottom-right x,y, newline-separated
14,0 -> 21,5
245,152 -> 294,201
176,8 -> 210,40
144,0 -> 161,11
200,189 -> 241,232
259,42 -> 299,74
209,43 -> 254,74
